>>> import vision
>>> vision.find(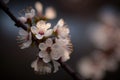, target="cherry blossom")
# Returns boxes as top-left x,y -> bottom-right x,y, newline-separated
31,20 -> 53,39
17,29 -> 32,49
